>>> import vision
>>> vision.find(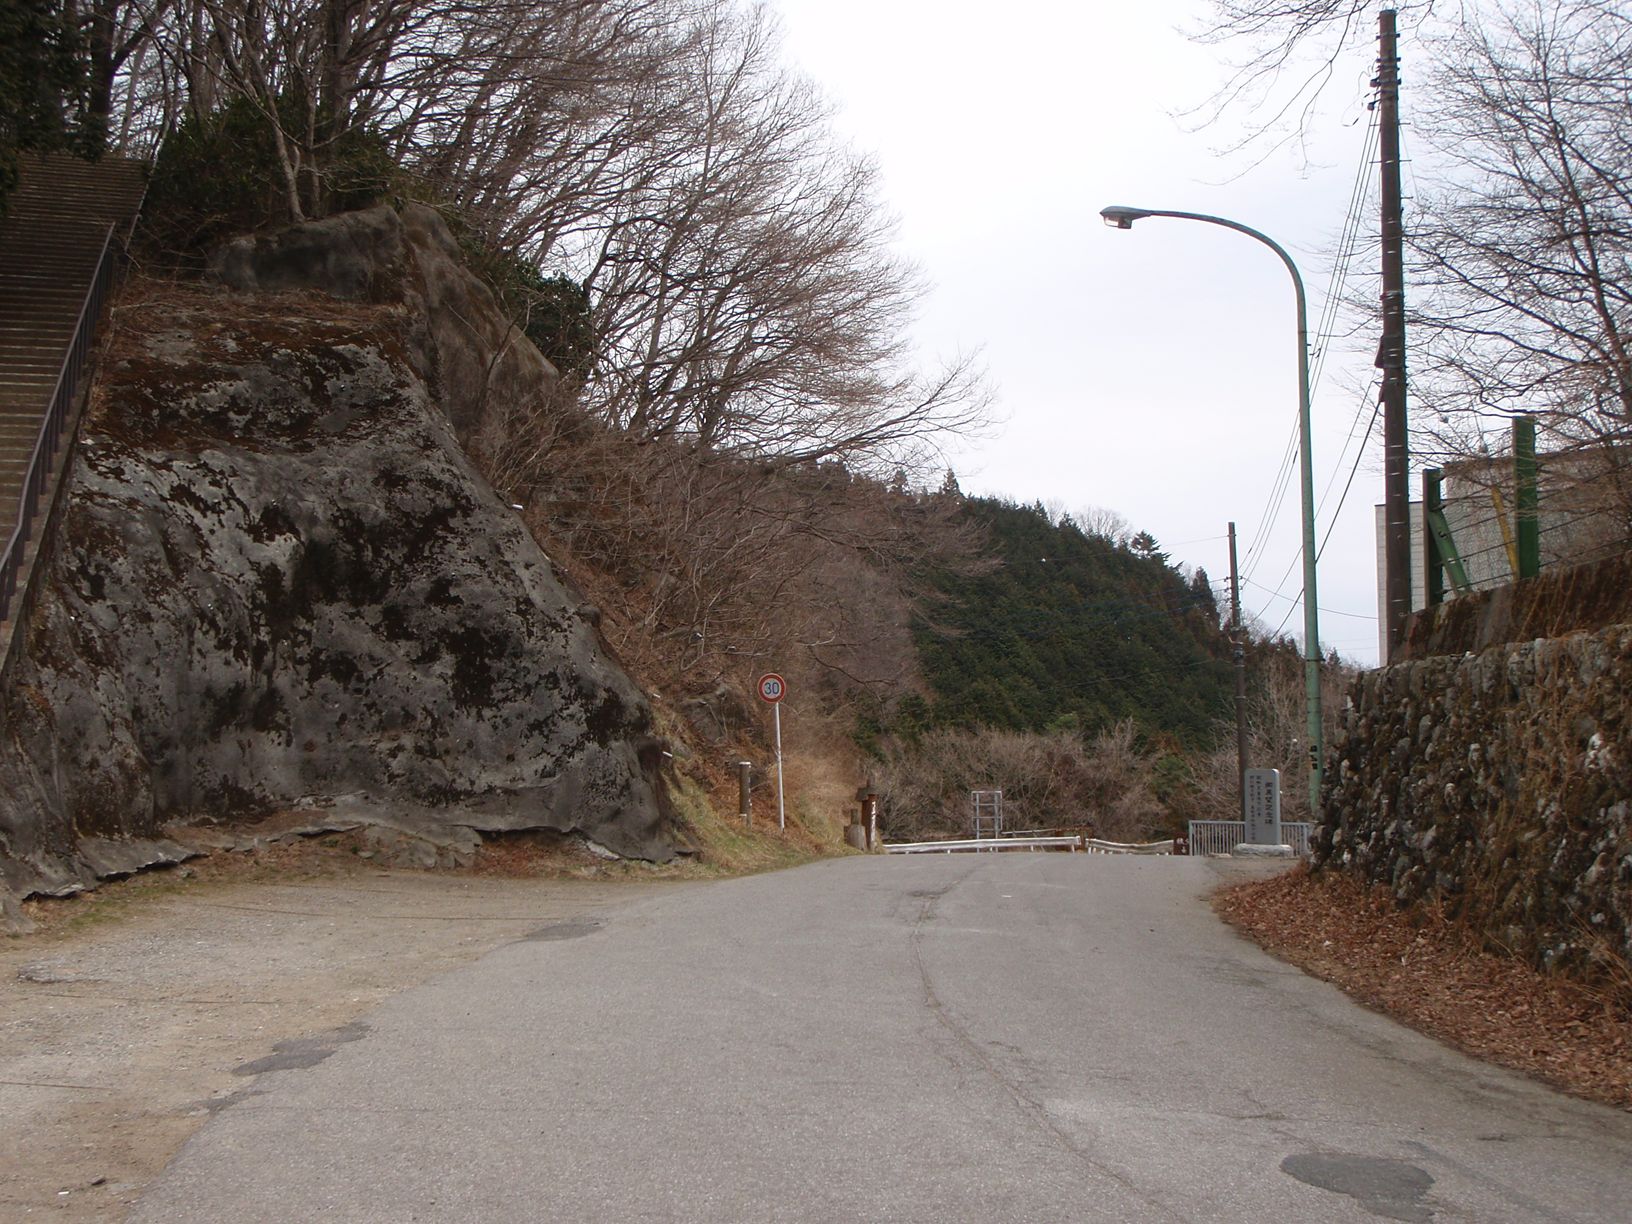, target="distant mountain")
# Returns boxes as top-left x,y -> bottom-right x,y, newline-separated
909,497 -> 1234,745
